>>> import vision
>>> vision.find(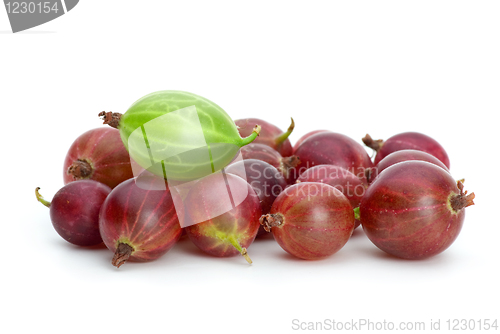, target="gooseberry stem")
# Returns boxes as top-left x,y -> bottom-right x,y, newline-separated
353,207 -> 360,220
112,243 -> 134,268
35,187 -> 51,208
241,248 -> 252,264
274,117 -> 295,146
279,155 -> 301,178
259,213 -> 284,232
67,159 -> 93,179
450,181 -> 475,212
362,134 -> 384,152
227,235 -> 252,264
98,111 -> 122,129
240,124 -> 262,146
